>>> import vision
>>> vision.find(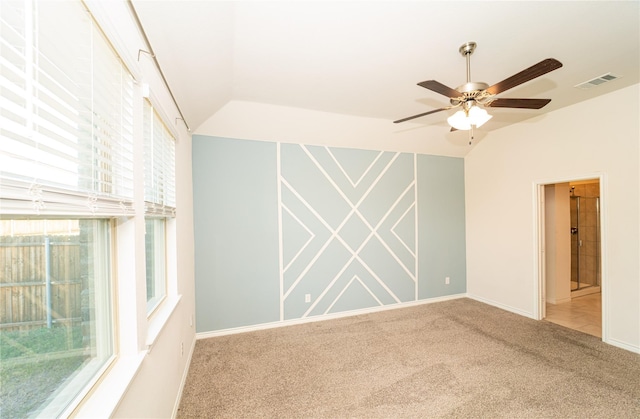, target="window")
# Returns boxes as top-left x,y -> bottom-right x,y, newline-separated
0,0 -> 133,416
143,99 -> 175,314
0,219 -> 112,417
0,1 -> 134,214
145,217 -> 166,312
